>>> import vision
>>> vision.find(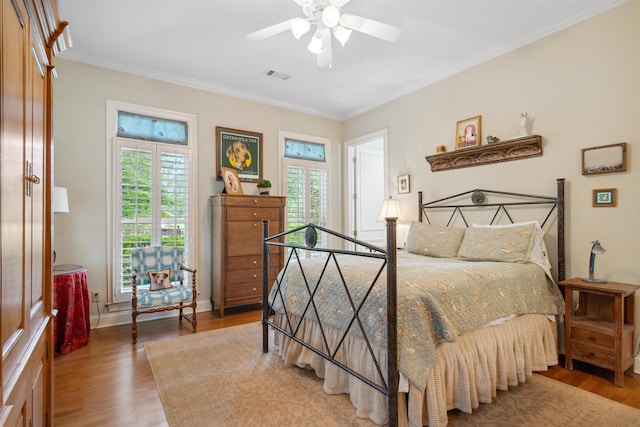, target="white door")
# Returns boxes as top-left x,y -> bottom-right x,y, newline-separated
347,134 -> 385,247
